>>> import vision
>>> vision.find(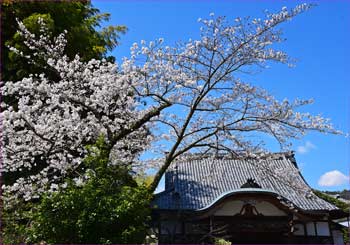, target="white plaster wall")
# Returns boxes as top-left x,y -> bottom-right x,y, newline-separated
214,200 -> 242,216
214,200 -> 287,216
